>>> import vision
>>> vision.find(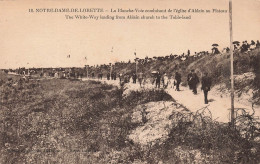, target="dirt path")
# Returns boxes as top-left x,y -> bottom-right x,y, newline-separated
166,87 -> 256,123
168,86 -> 260,123
83,78 -> 260,123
